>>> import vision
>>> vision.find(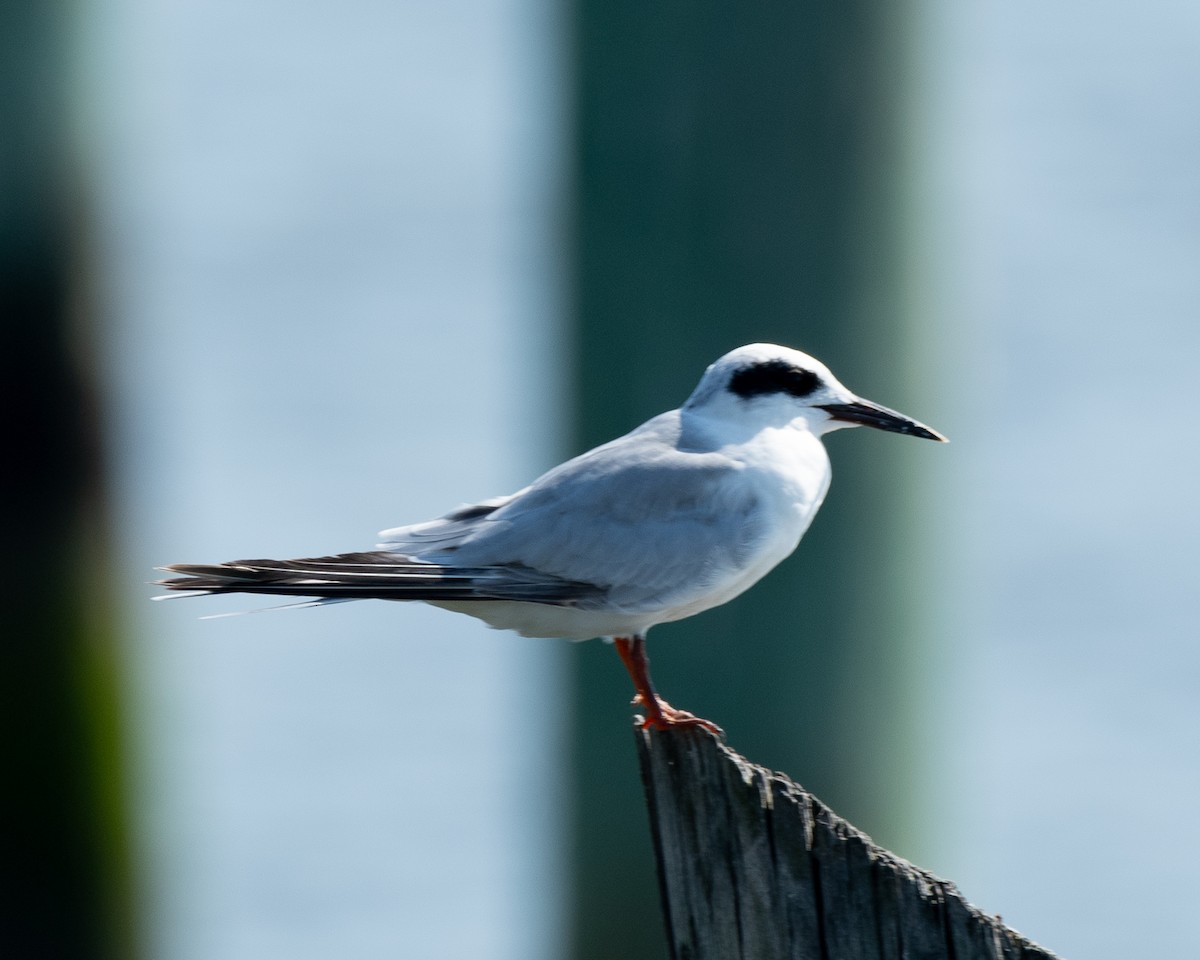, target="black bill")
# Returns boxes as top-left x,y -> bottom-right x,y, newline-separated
817,399 -> 947,442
